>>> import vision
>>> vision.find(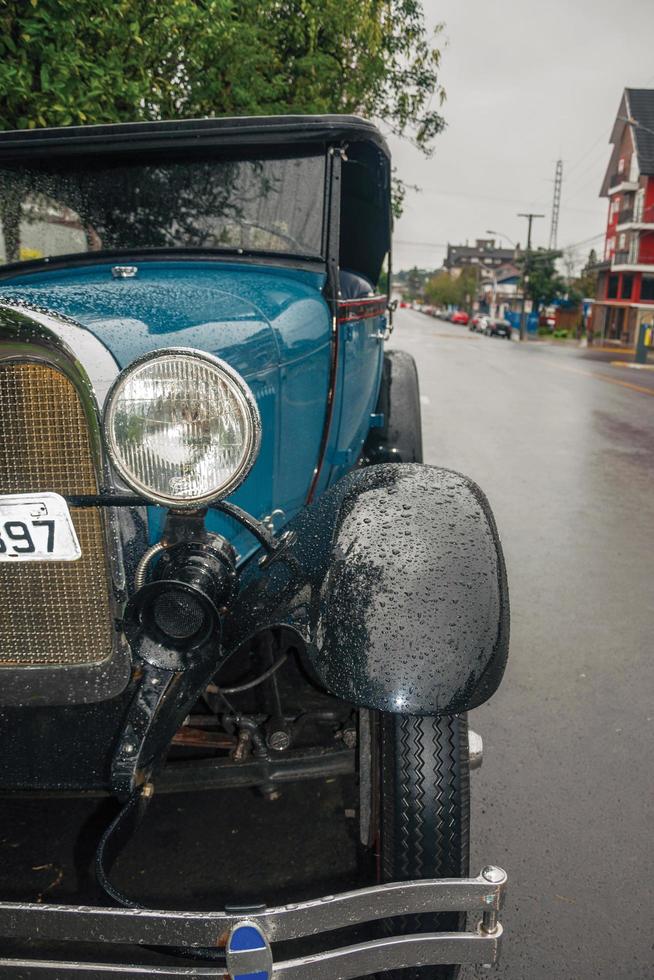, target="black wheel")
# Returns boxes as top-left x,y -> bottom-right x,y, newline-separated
359,711 -> 470,980
364,350 -> 423,465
